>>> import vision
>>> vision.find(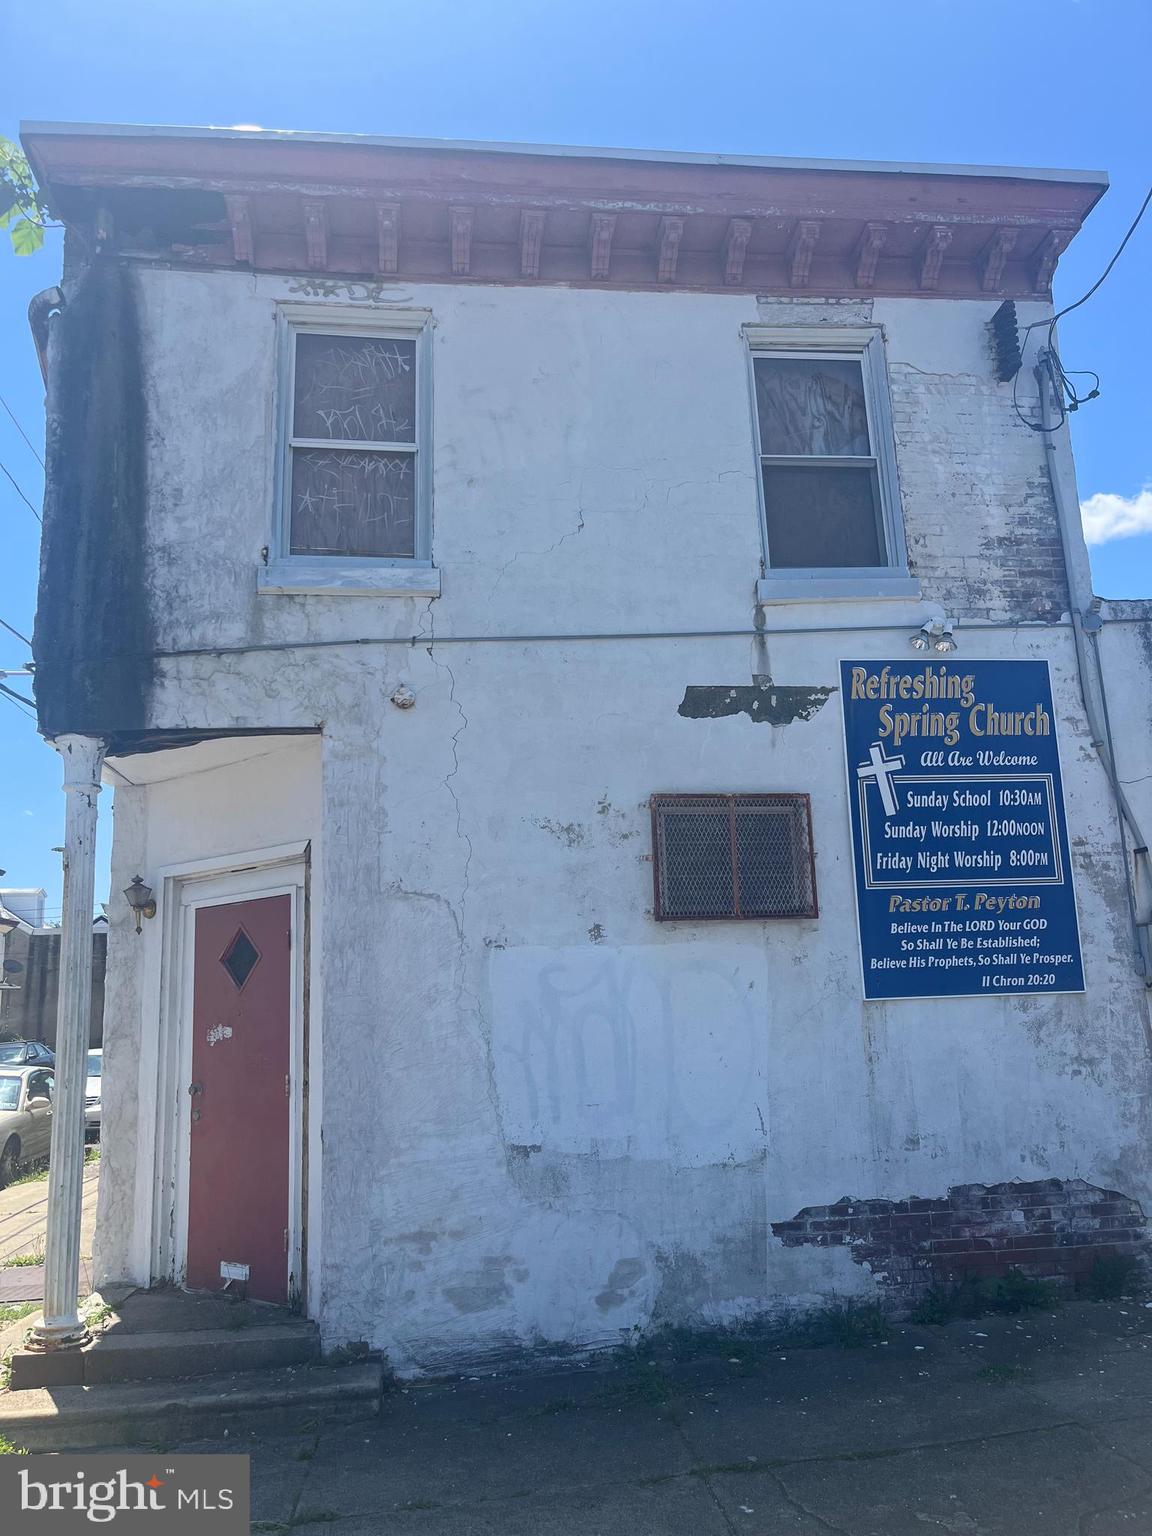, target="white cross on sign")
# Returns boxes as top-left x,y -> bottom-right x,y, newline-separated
857,742 -> 905,817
